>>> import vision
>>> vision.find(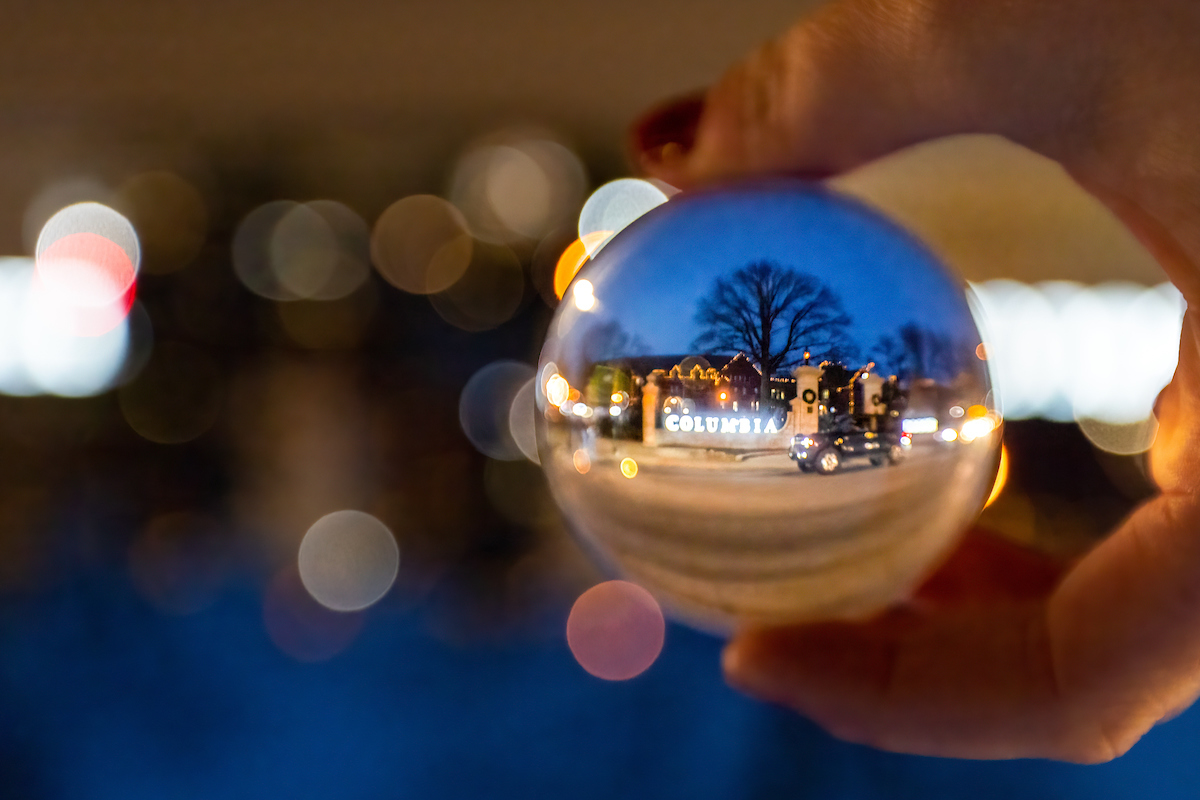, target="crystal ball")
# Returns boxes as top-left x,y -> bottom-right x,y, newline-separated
537,180 -> 1000,632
